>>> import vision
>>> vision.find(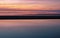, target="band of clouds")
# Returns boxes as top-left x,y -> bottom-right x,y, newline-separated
0,0 -> 60,4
